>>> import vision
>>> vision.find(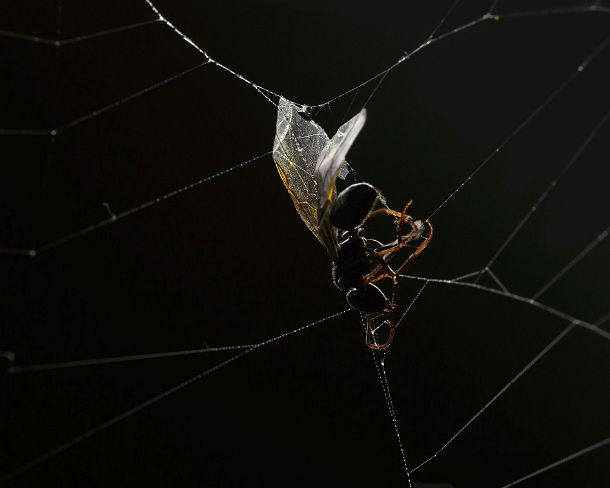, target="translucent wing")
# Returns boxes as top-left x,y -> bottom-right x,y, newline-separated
315,109 -> 367,223
273,97 -> 339,256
